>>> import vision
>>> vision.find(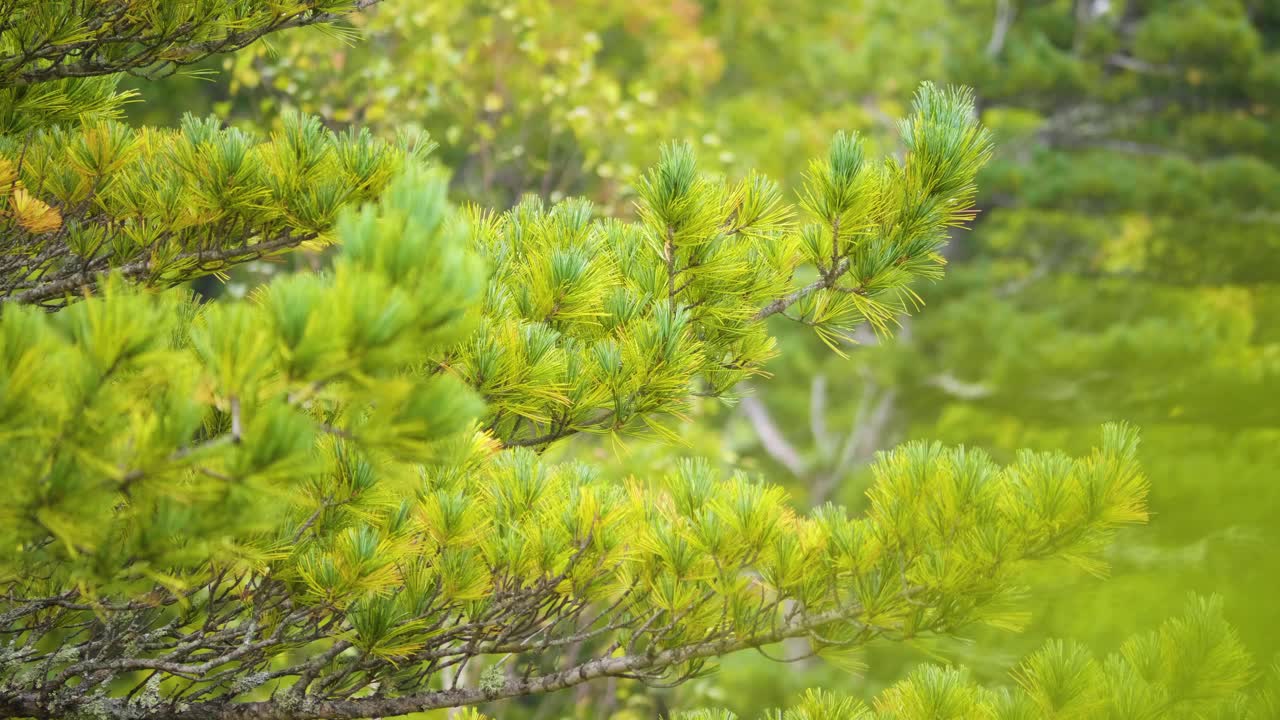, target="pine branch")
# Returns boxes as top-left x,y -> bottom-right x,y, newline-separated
2,230 -> 315,307
0,601 -> 883,720
0,1 -> 387,86
0,112 -> 418,309
753,258 -> 851,321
